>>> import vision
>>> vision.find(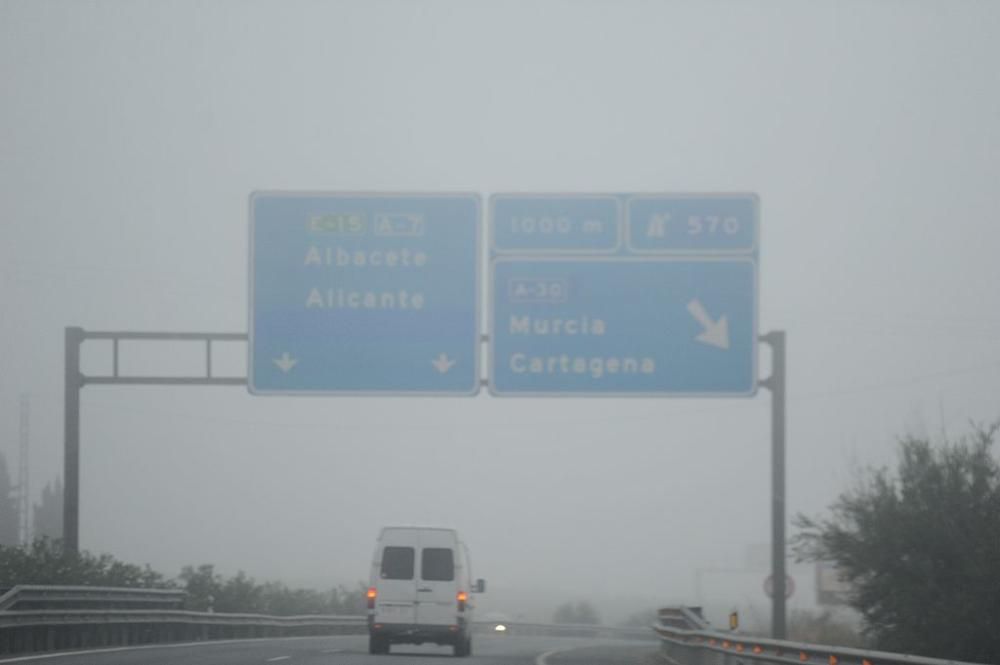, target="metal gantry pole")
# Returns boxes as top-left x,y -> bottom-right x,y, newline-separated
62,328 -> 247,554
760,330 -> 787,639
63,327 -> 85,554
